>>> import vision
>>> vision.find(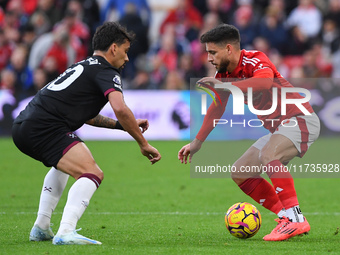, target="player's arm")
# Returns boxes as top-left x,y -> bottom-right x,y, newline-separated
178,91 -> 229,164
196,90 -> 229,141
198,68 -> 274,93
229,68 -> 274,93
86,114 -> 149,133
107,91 -> 161,164
85,114 -> 119,129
